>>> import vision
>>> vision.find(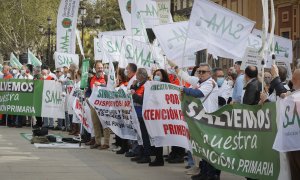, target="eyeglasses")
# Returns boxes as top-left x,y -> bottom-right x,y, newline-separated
196,70 -> 210,74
